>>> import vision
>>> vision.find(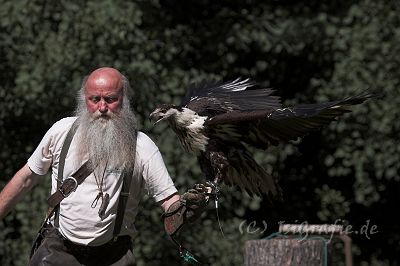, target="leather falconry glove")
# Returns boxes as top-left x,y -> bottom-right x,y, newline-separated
163,183 -> 210,236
